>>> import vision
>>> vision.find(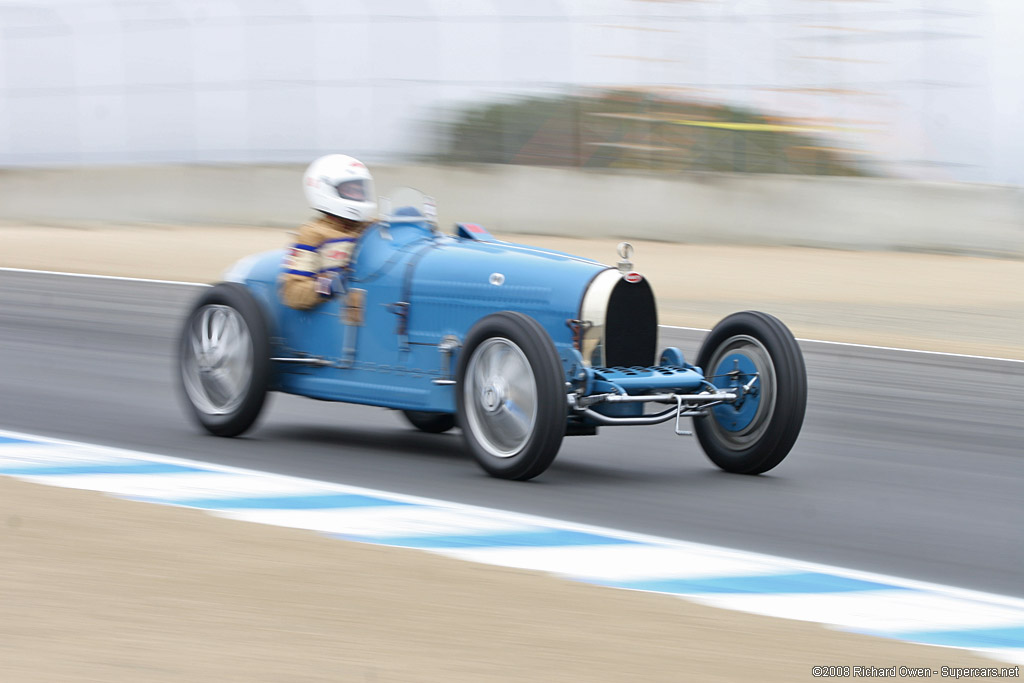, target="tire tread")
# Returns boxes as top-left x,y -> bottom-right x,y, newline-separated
694,310 -> 806,474
456,311 -> 566,481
